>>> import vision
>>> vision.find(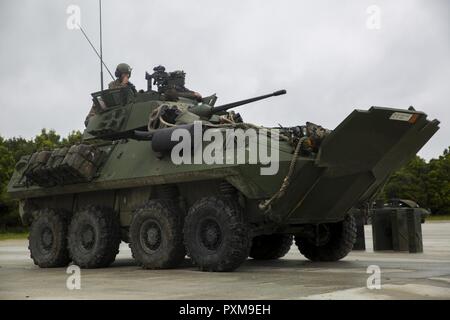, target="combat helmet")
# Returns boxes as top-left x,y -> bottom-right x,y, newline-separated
115,63 -> 132,78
